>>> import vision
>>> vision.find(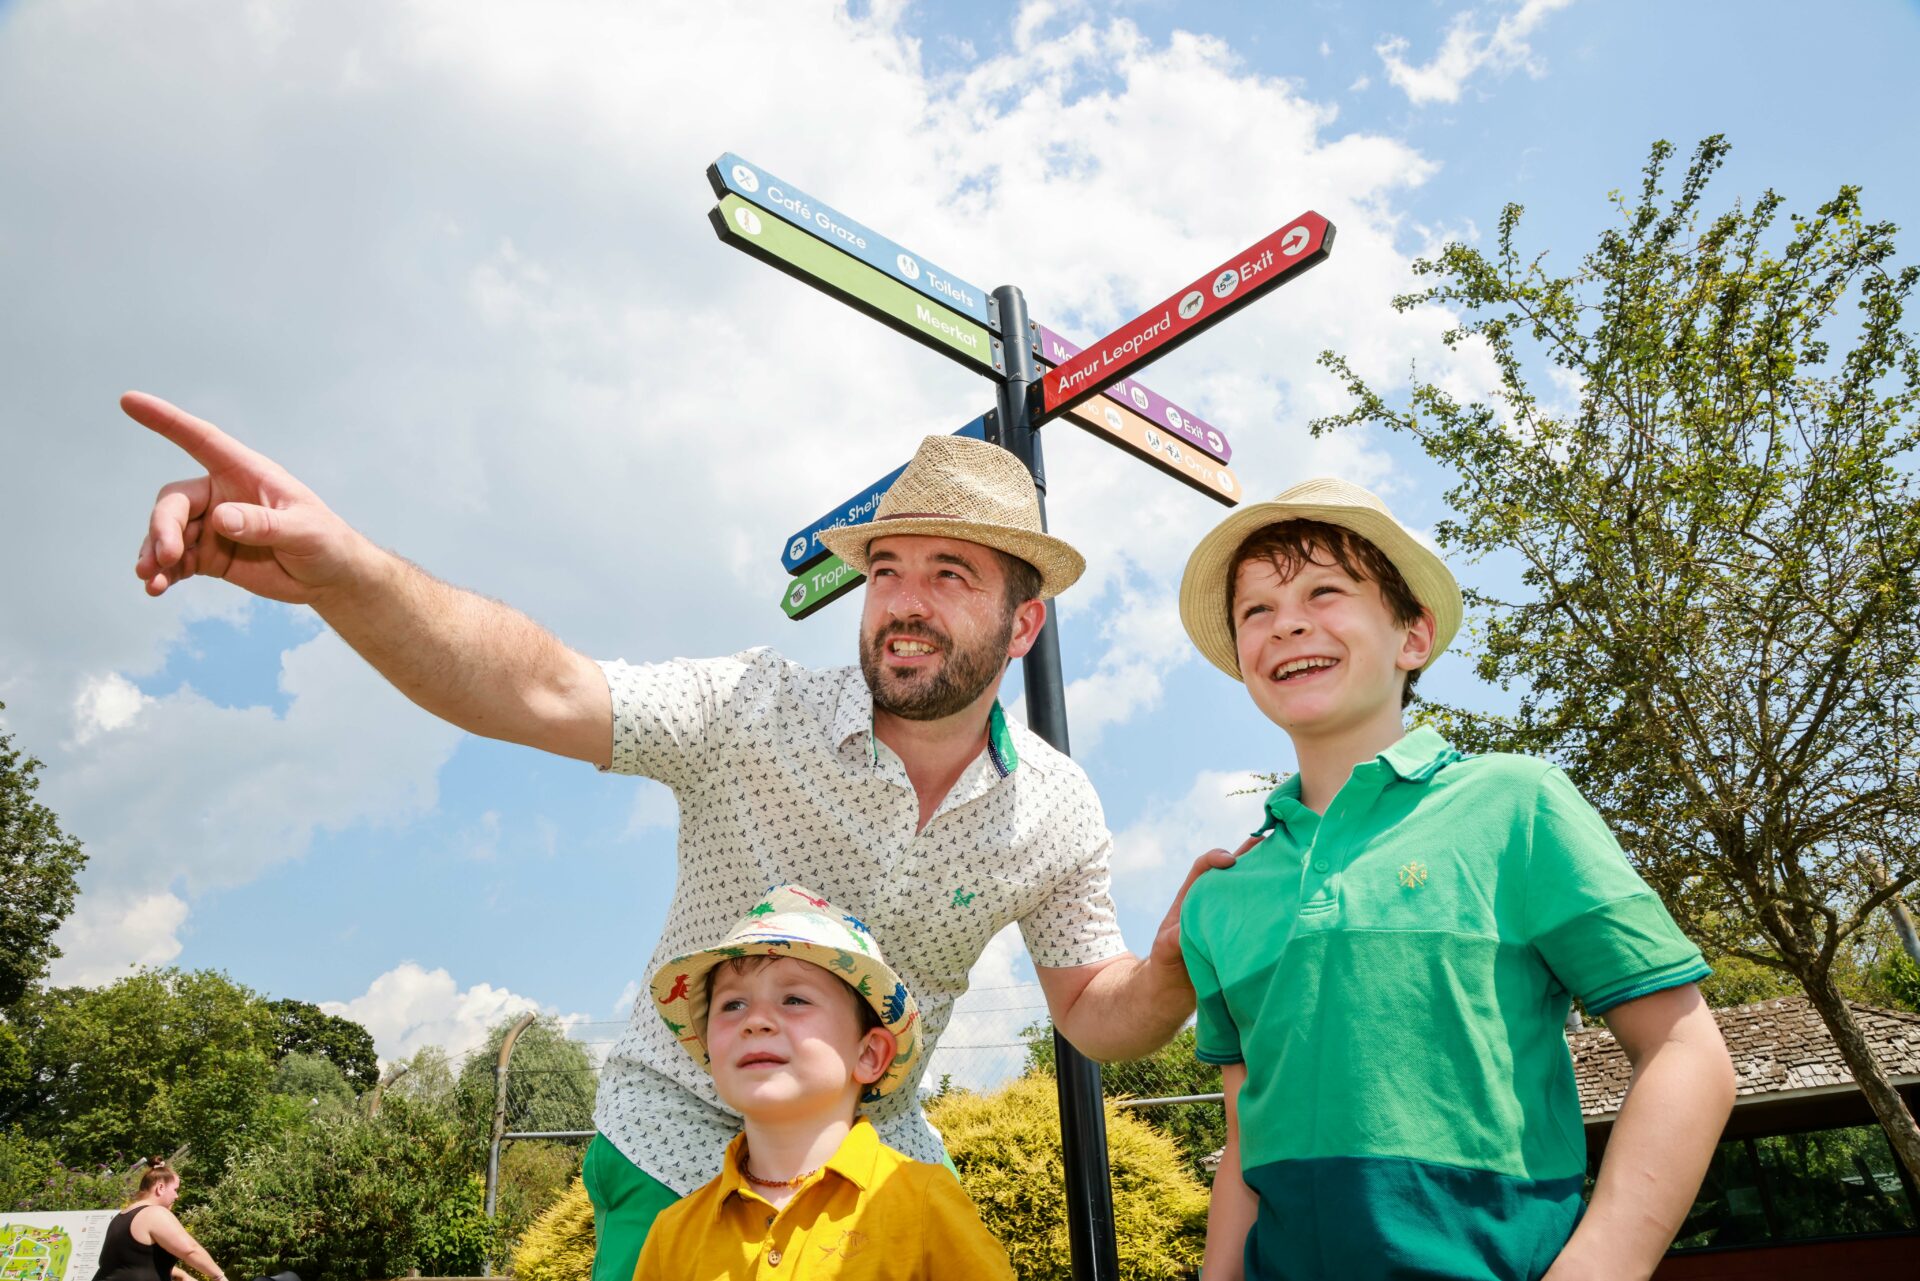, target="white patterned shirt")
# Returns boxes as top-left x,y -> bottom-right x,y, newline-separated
591,647 -> 1127,1194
